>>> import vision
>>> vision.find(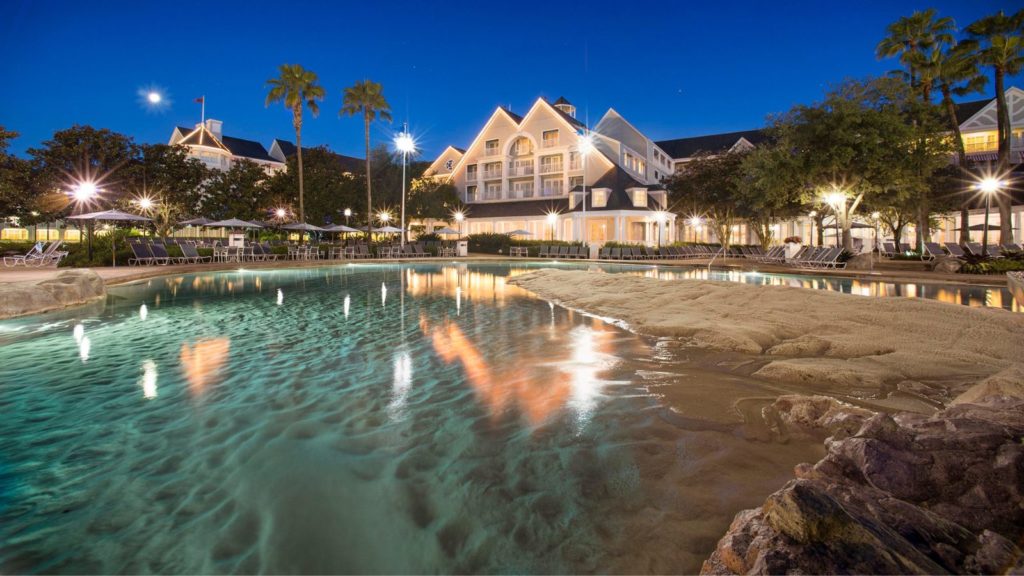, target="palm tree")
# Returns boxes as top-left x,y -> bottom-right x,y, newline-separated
265,64 -> 325,226
966,9 -> 1024,243
340,80 -> 391,240
877,9 -> 956,251
923,40 -> 987,243
876,8 -> 956,101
